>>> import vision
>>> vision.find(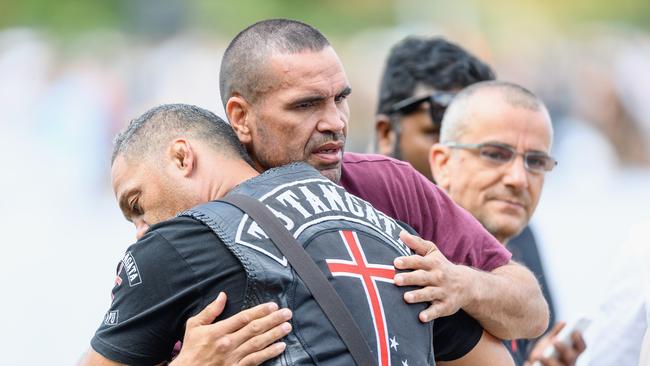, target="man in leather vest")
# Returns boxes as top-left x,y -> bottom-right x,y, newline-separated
81,104 -> 514,365
164,19 -> 547,364
217,19 -> 546,341
83,18 -> 547,365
